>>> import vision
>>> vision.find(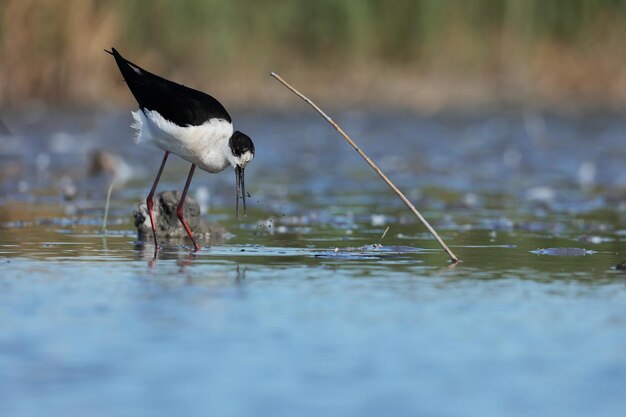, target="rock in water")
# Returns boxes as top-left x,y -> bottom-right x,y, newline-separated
134,190 -> 227,242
